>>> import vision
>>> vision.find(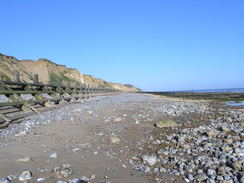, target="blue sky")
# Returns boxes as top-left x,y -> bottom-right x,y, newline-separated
0,0 -> 243,91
